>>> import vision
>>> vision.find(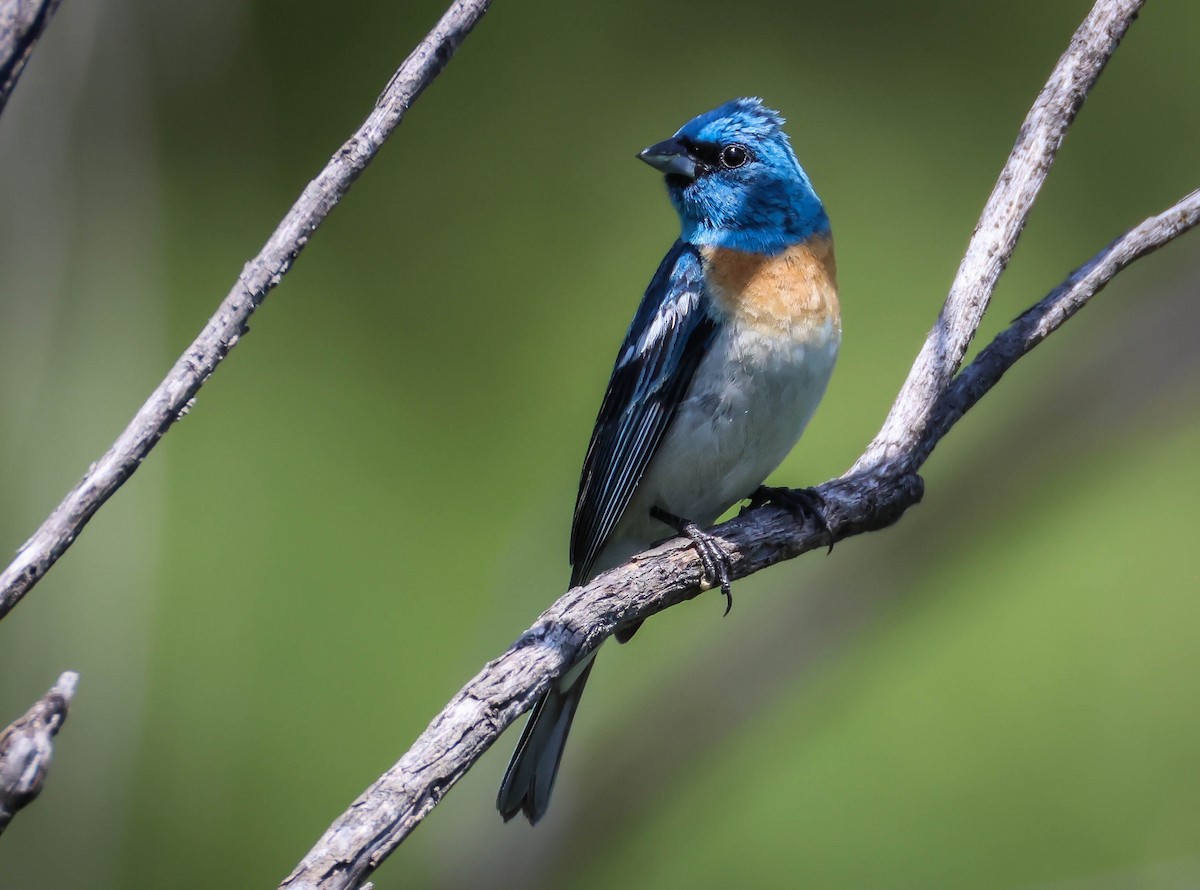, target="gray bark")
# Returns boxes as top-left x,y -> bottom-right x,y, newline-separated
0,672 -> 77,834
0,0 -> 494,621
281,3 -> 1196,889
854,0 -> 1146,474
0,0 -> 61,115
